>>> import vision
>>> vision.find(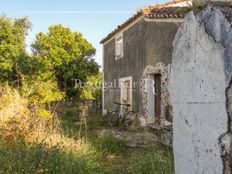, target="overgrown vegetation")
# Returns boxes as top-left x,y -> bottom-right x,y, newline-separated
0,89 -> 111,174
0,15 -> 105,174
0,90 -> 174,173
89,130 -> 126,155
58,111 -> 174,174
59,110 -> 127,155
0,15 -> 174,174
0,125 -> 112,174
128,147 -> 174,174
